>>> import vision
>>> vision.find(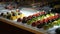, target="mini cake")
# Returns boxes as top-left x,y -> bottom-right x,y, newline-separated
10,11 -> 24,20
